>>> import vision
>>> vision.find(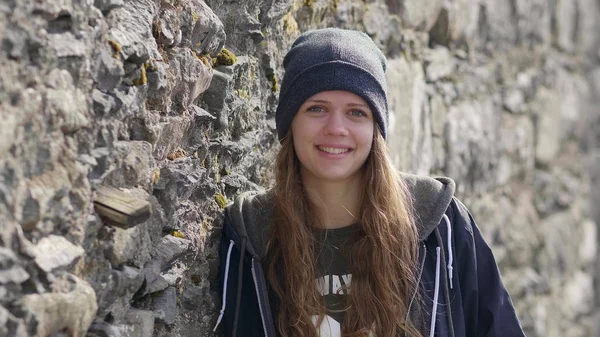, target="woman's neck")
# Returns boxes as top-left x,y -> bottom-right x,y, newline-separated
301,171 -> 363,229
